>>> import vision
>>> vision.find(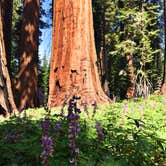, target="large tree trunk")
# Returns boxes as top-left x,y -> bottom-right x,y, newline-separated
1,0 -> 13,73
126,54 -> 135,98
48,0 -> 110,107
15,0 -> 40,109
161,0 -> 166,94
0,6 -> 17,116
